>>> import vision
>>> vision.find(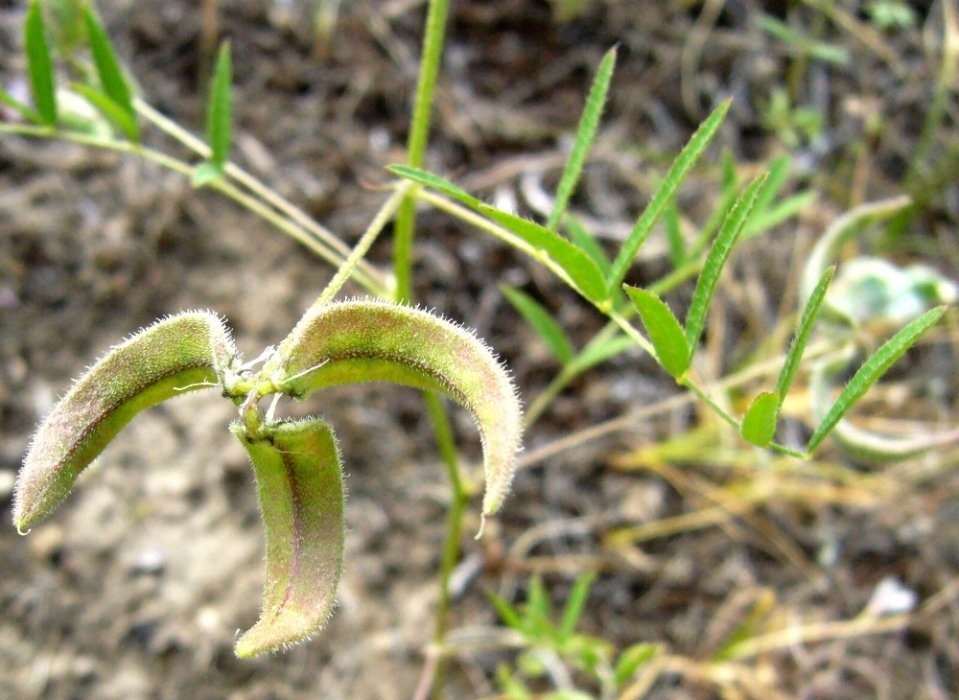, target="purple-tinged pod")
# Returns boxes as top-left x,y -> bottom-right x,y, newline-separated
231,418 -> 344,657
260,300 -> 522,517
14,311 -> 238,531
